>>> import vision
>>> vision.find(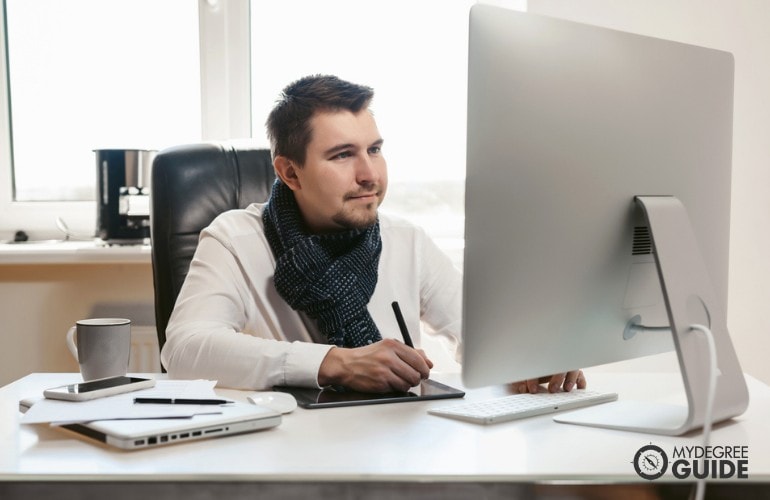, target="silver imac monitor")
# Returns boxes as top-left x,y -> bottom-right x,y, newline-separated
462,4 -> 749,435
